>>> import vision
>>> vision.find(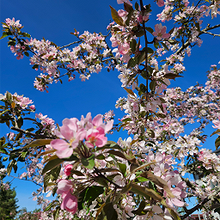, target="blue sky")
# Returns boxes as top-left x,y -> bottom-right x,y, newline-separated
1,0 -> 220,212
